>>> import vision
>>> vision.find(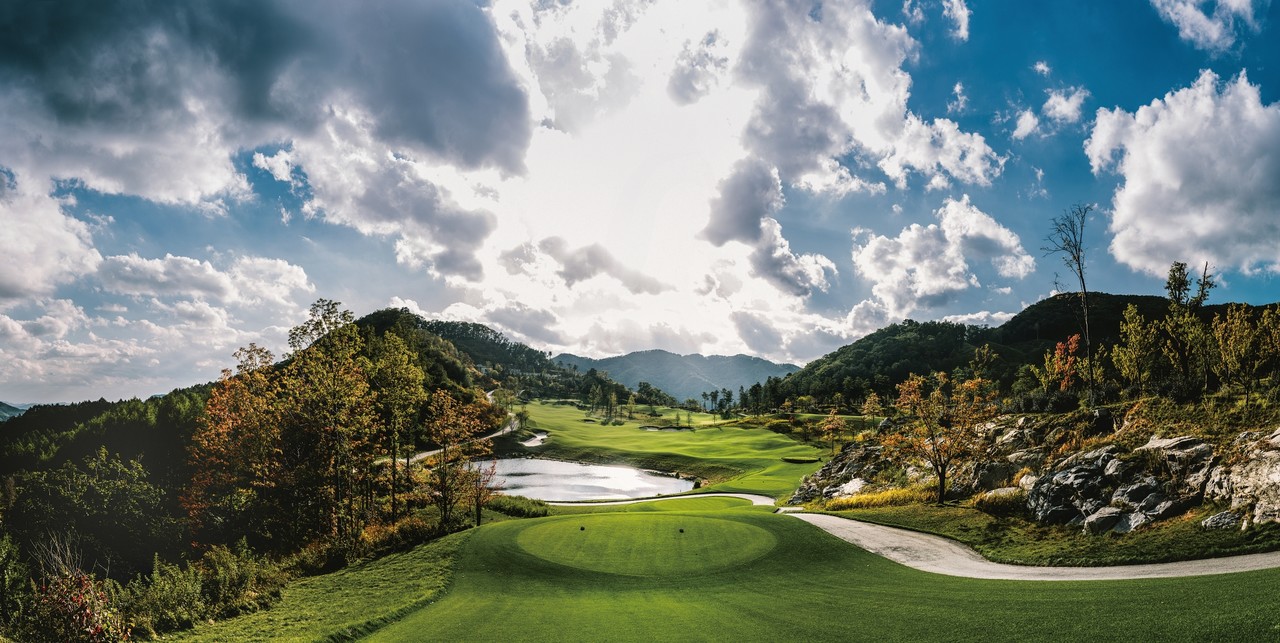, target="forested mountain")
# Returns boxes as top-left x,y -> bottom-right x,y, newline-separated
553,350 -> 799,403
0,402 -> 24,421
